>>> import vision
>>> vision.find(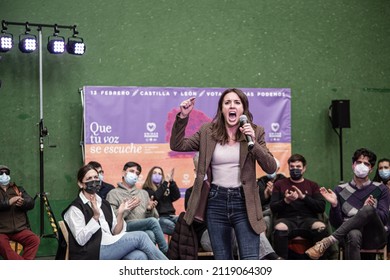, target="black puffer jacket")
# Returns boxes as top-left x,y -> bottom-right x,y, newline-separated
167,212 -> 198,260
